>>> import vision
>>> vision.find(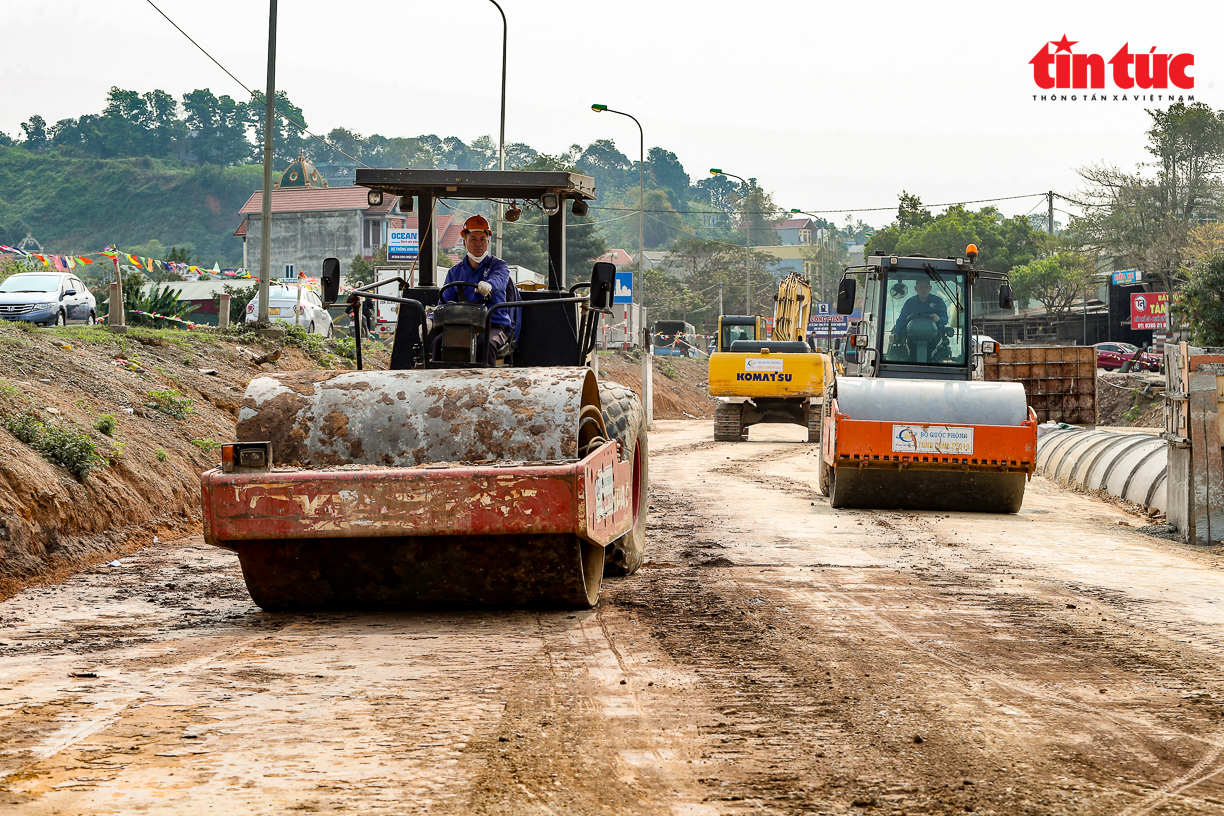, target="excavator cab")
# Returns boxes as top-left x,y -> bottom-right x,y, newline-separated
716,315 -> 763,353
